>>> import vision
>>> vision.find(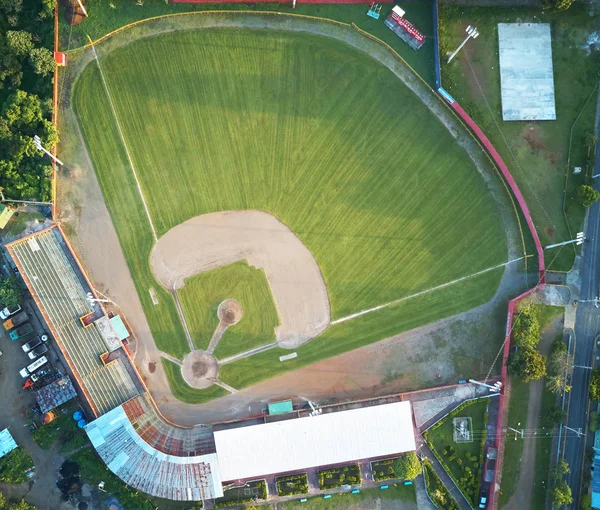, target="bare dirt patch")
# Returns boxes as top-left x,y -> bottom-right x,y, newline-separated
520,124 -> 546,153
218,299 -> 243,326
148,362 -> 156,374
181,351 -> 219,389
150,211 -> 331,348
